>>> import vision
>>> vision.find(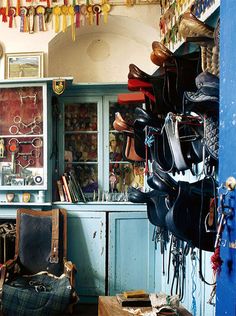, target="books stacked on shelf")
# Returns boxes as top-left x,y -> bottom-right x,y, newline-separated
57,171 -> 87,203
